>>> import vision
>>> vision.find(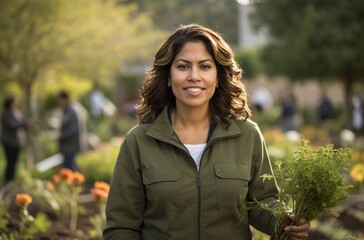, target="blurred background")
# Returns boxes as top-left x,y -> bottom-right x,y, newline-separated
0,0 -> 363,239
